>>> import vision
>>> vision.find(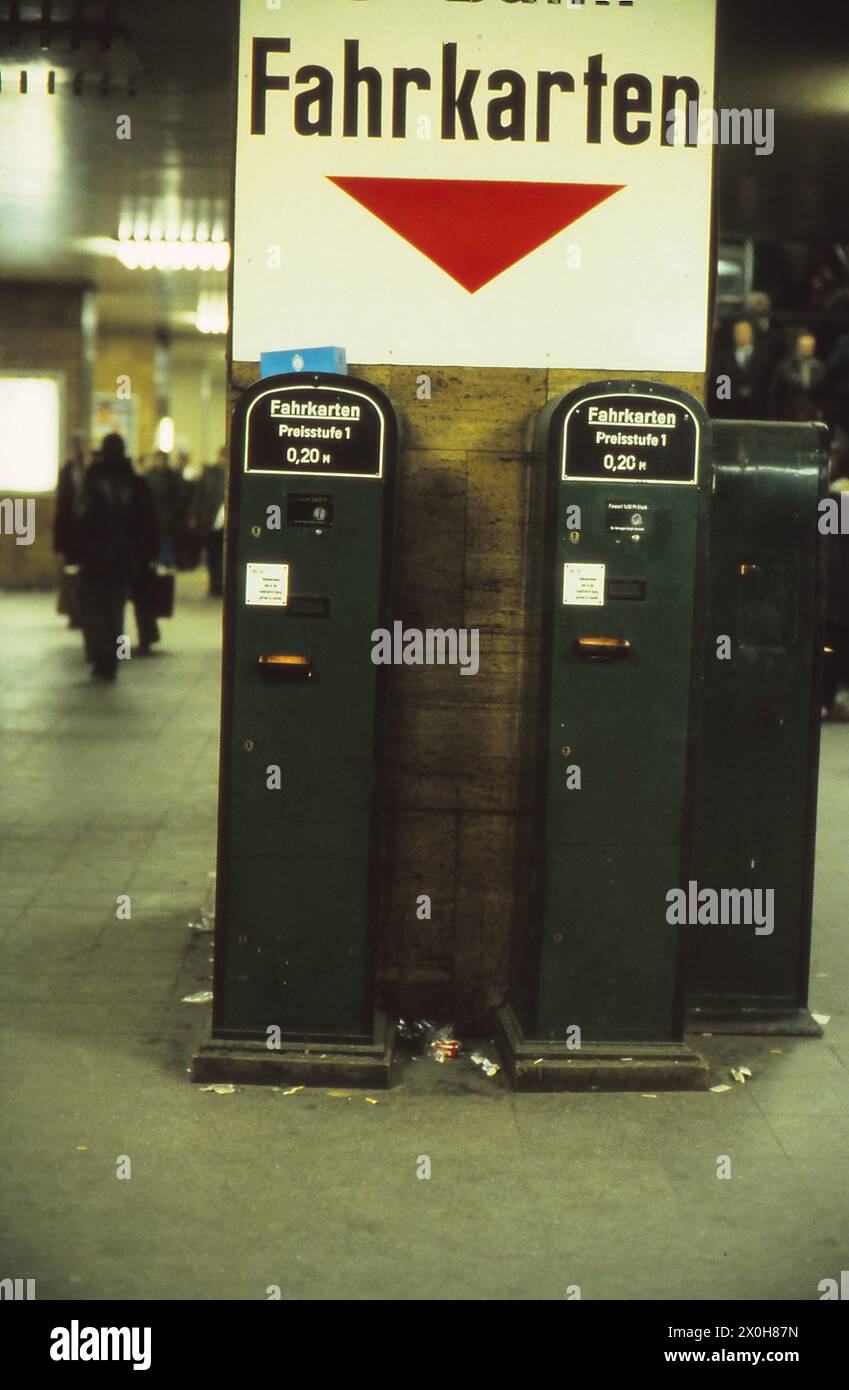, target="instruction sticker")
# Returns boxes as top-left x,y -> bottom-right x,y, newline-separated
563,563 -> 605,606
245,563 -> 289,606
